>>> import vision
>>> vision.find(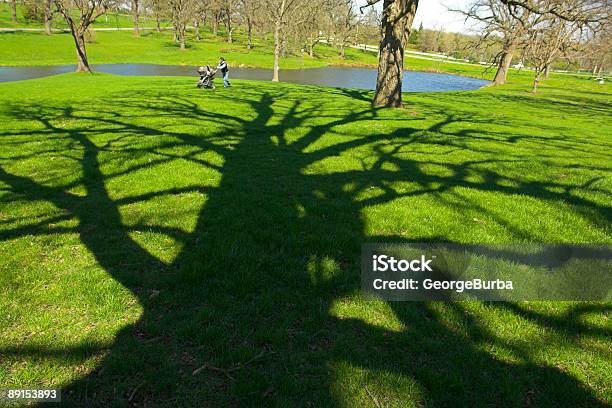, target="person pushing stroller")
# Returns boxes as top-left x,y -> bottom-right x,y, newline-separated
216,57 -> 230,88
